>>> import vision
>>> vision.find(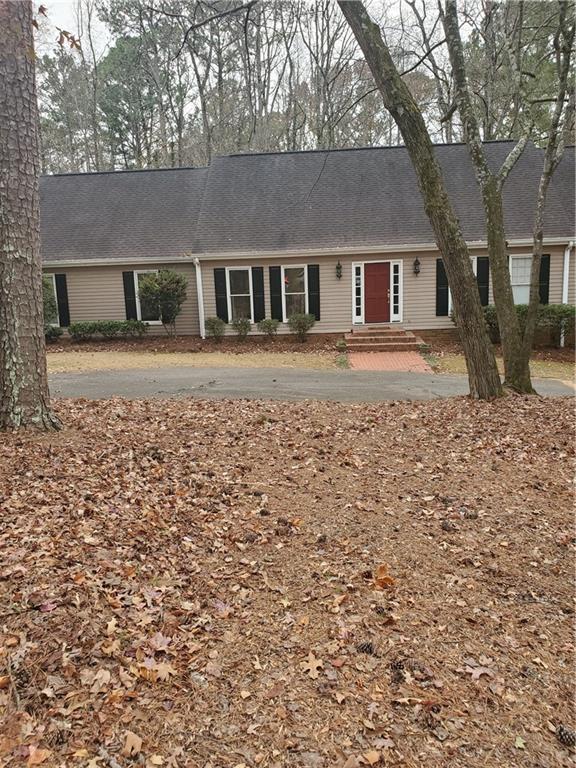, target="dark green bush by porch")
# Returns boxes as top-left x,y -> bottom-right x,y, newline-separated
288,313 -> 316,342
483,304 -> 575,347
68,320 -> 148,341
